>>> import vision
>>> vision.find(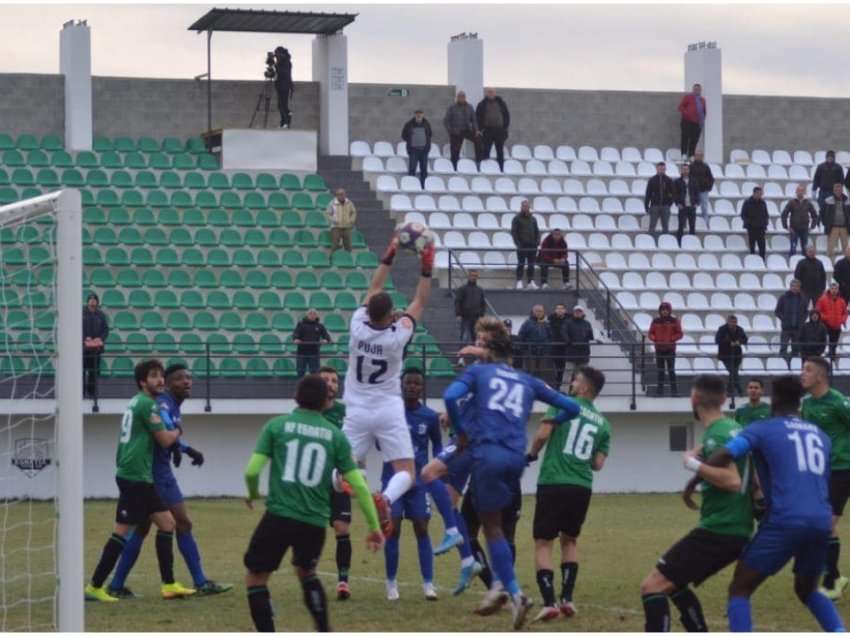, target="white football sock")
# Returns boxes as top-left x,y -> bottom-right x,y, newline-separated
382,470 -> 413,504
